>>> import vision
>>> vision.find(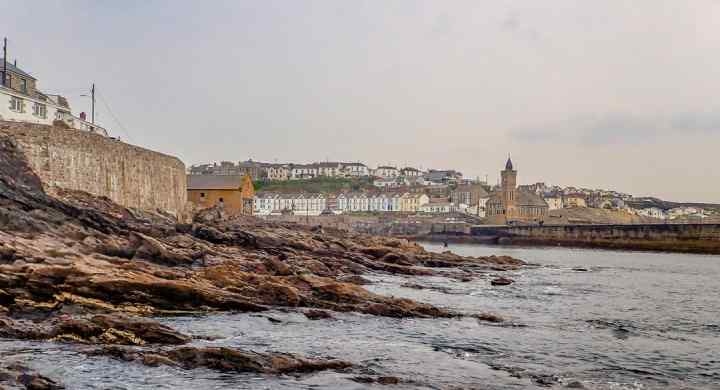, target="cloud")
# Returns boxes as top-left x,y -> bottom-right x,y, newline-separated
510,111 -> 720,145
